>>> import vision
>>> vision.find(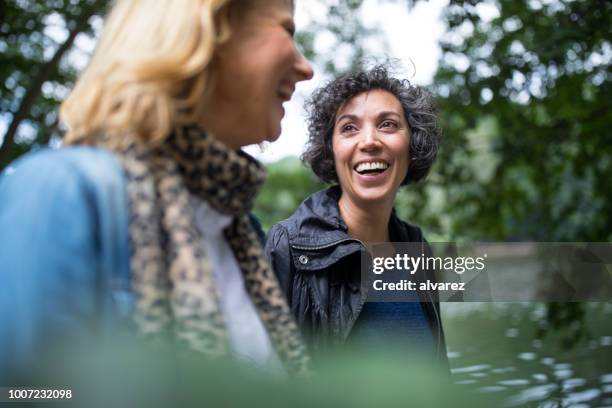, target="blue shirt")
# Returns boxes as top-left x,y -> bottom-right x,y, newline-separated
348,300 -> 434,351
